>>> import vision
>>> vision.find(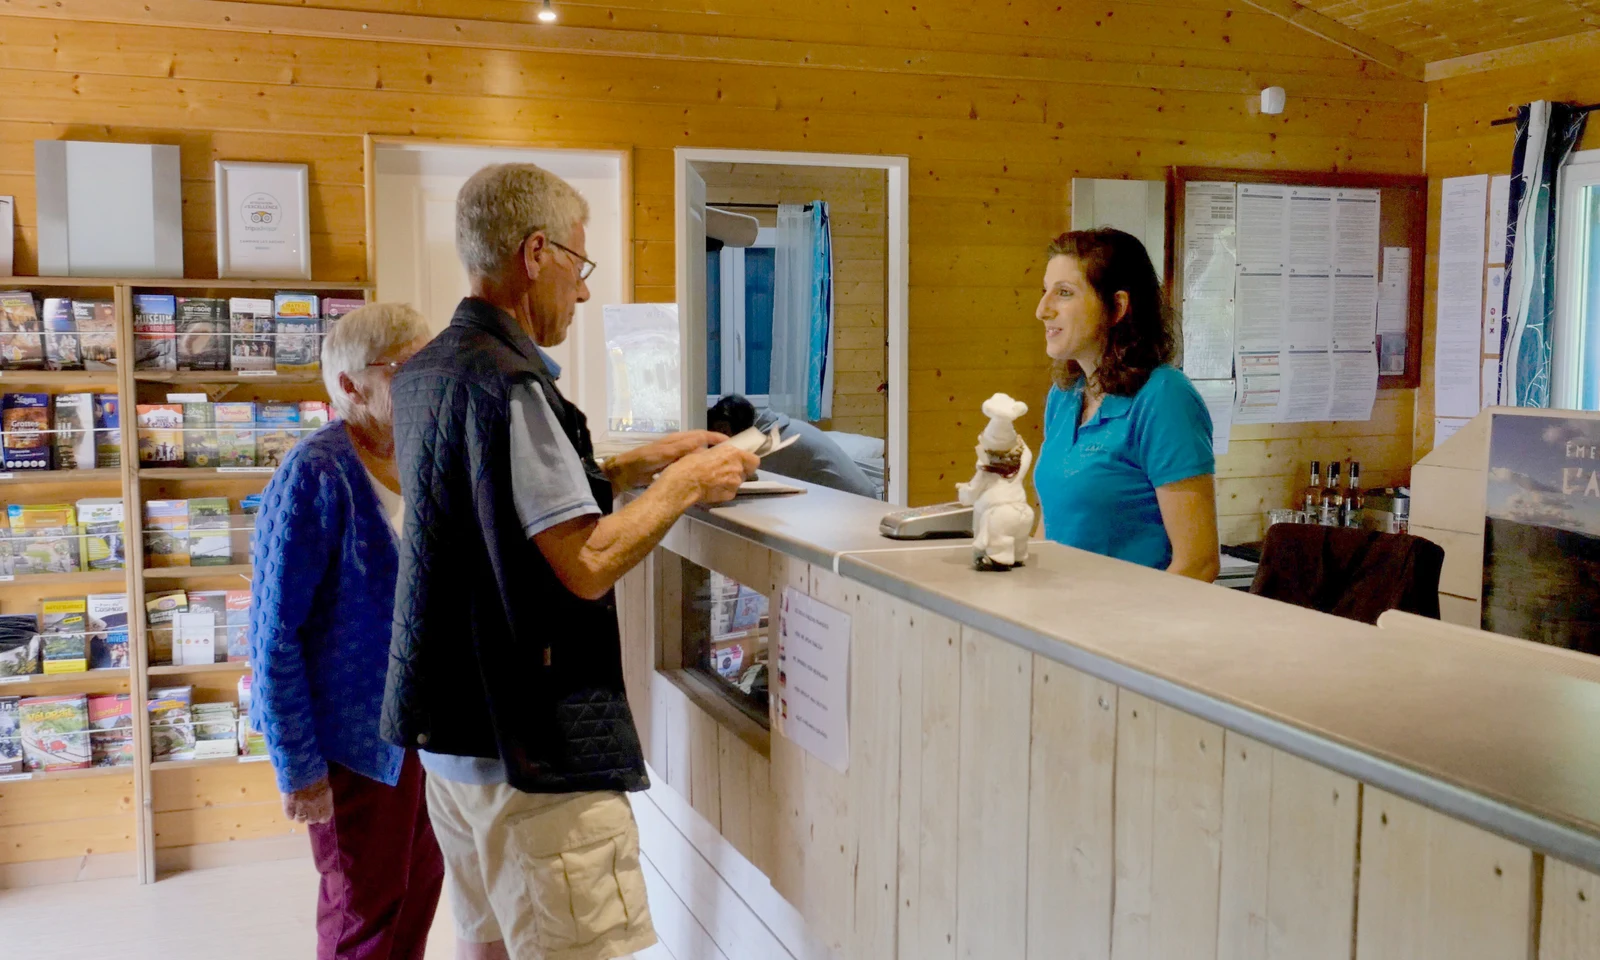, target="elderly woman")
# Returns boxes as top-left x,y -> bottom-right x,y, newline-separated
249,302 -> 441,960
